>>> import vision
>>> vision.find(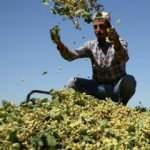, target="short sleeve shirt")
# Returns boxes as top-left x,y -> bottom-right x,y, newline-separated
75,39 -> 129,83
